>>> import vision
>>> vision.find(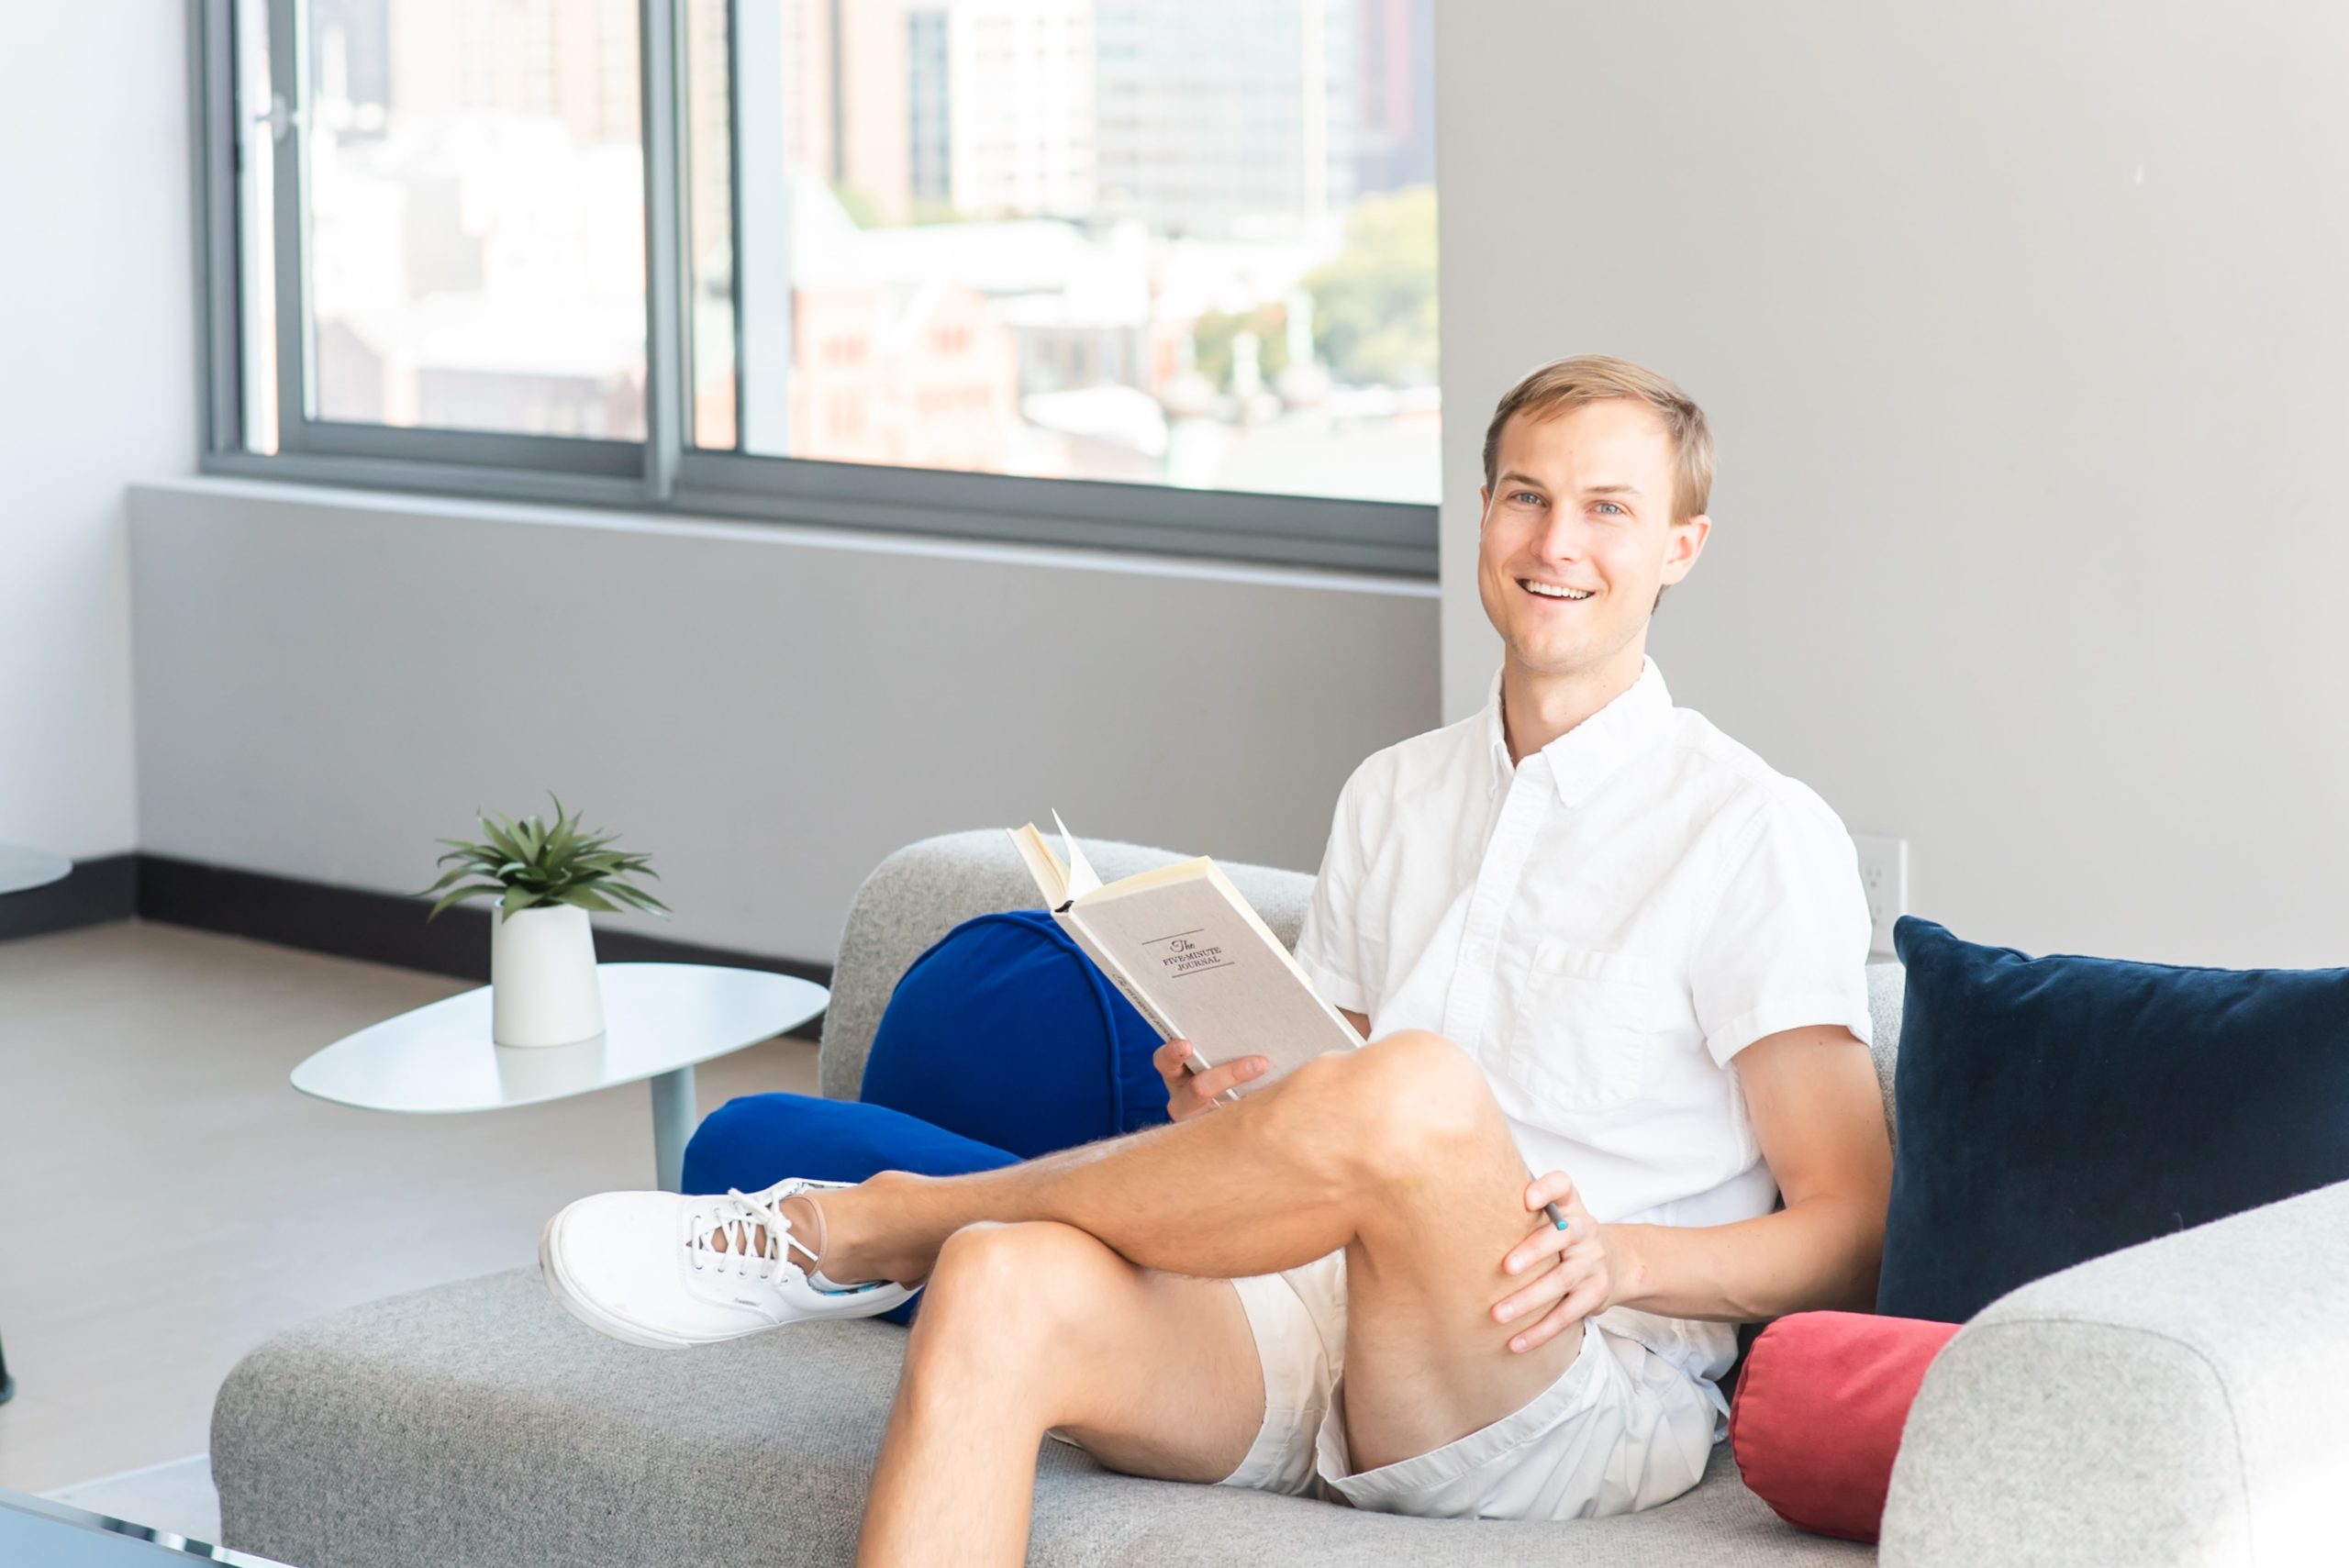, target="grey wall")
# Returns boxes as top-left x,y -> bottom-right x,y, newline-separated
1435,0 -> 2349,966
0,2 -> 196,859
129,480 -> 1437,962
